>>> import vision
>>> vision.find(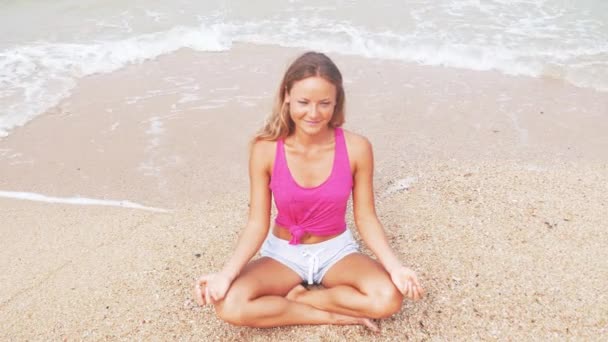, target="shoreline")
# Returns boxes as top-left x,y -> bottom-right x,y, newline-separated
1,44 -> 606,207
